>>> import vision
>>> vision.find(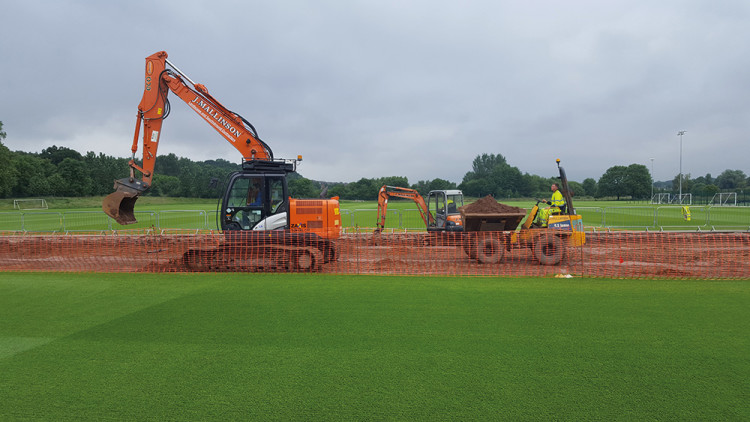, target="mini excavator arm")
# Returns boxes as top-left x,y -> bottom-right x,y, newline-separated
103,51 -> 275,224
375,185 -> 434,233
